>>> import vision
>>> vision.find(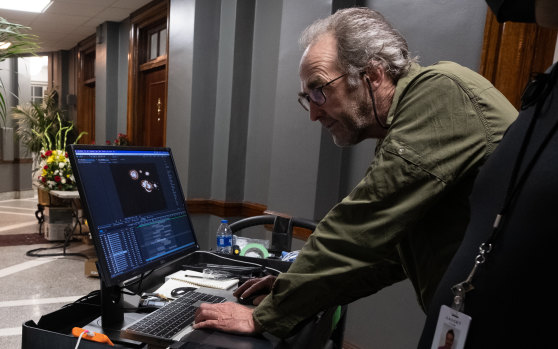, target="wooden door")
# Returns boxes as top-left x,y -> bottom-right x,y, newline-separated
480,10 -> 557,109
127,0 -> 169,147
142,66 -> 166,146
